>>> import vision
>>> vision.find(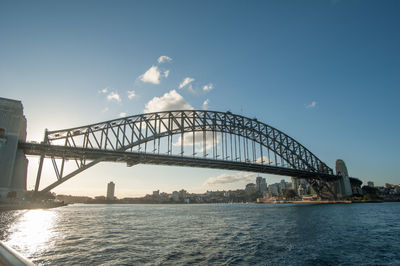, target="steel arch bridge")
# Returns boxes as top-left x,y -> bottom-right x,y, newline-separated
19,110 -> 340,197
